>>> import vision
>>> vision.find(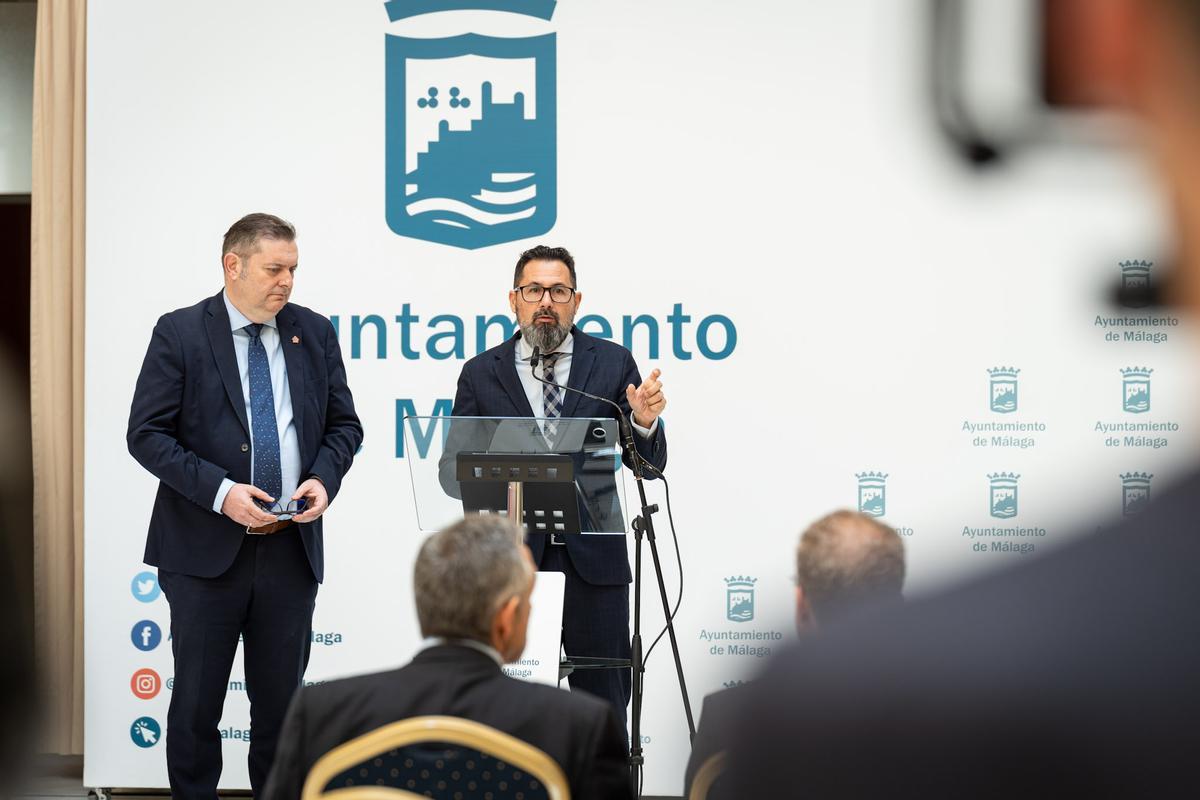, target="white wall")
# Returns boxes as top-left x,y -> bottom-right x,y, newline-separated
0,2 -> 36,194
